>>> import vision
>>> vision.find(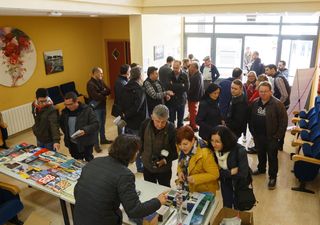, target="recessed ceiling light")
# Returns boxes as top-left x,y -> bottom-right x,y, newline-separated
89,15 -> 98,17
49,11 -> 62,17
